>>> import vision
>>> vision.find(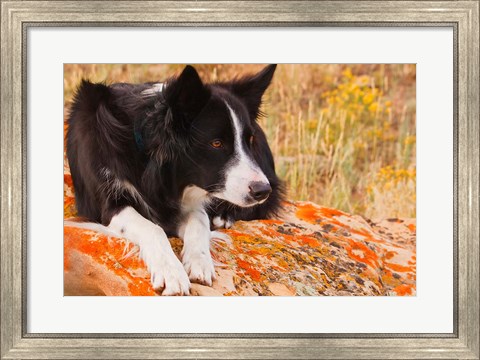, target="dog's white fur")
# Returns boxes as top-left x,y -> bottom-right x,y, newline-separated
108,206 -> 190,295
213,103 -> 270,207
178,185 -> 216,286
106,185 -> 217,294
